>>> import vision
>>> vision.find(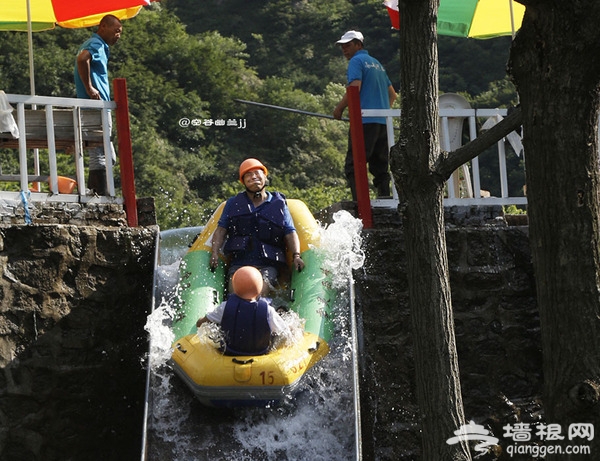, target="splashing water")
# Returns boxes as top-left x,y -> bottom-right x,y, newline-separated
318,210 -> 365,288
143,212 -> 364,460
